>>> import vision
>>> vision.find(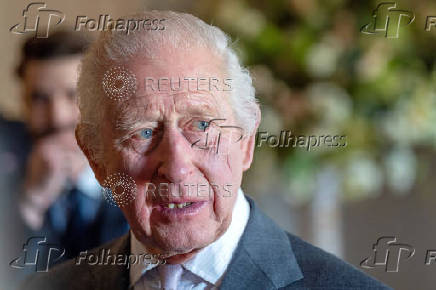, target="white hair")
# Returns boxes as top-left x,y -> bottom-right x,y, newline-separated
77,10 -> 258,162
